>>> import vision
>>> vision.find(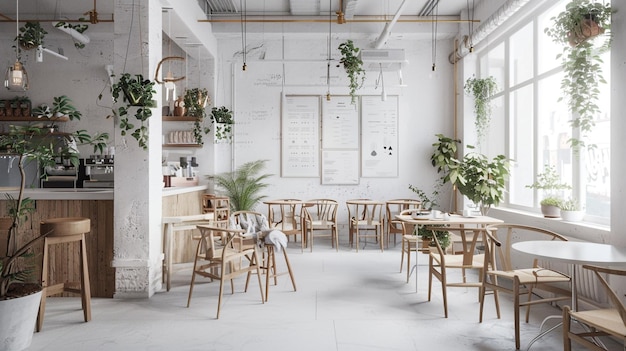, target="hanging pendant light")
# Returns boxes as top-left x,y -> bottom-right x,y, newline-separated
240,0 -> 247,71
5,0 -> 29,91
